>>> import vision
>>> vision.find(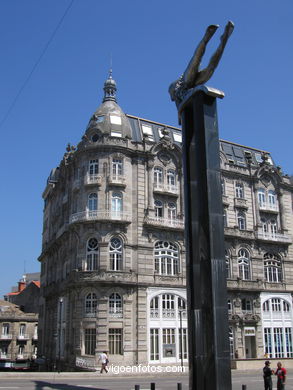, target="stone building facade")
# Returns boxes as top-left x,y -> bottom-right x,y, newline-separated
38,74 -> 293,370
0,300 -> 38,368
